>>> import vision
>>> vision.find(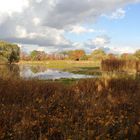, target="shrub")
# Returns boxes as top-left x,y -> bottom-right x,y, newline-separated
0,41 -> 20,64
101,59 -> 140,73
